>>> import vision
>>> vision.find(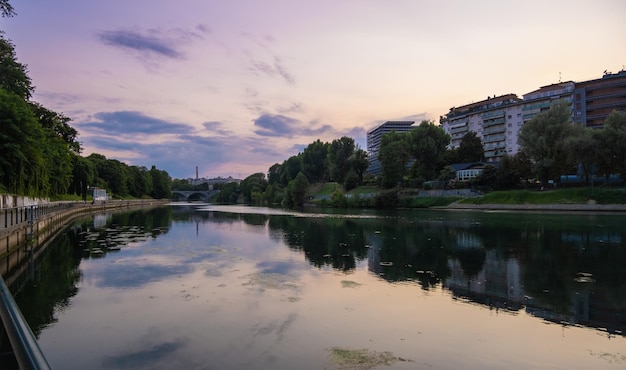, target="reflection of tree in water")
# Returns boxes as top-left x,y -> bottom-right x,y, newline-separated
268,216 -> 369,272
454,248 -> 486,279
14,207 -> 174,336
